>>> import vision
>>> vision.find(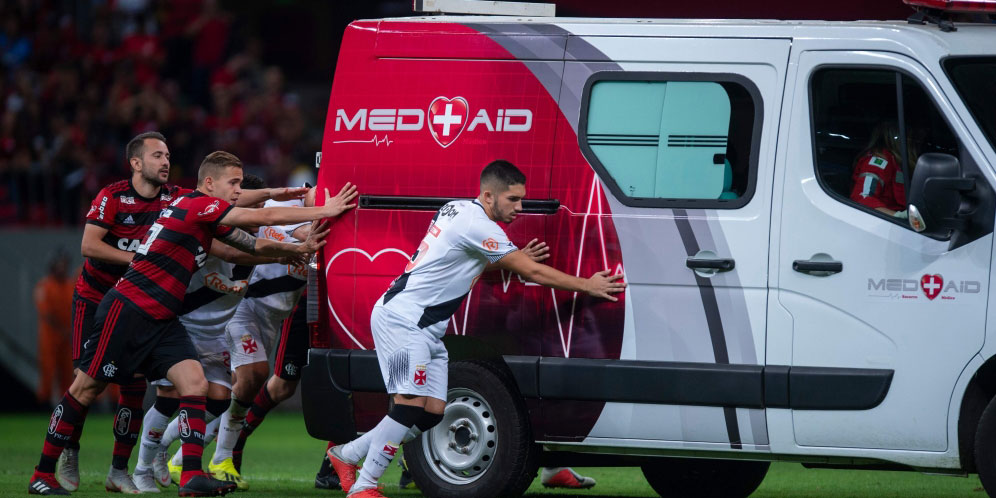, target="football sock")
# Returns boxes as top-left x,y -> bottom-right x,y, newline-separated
162,397 -> 225,450
352,406 -> 421,493
37,392 -> 85,474
65,403 -> 89,451
134,396 -> 179,471
178,396 -> 207,486
212,397 -> 251,465
111,378 -> 146,470
232,385 -> 277,469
